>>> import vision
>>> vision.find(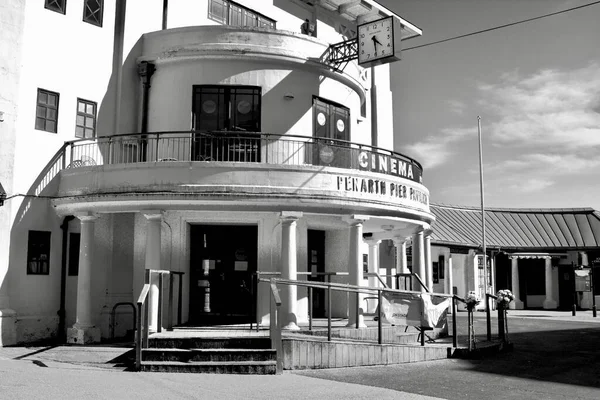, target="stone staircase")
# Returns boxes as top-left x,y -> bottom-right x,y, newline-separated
140,336 -> 277,374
